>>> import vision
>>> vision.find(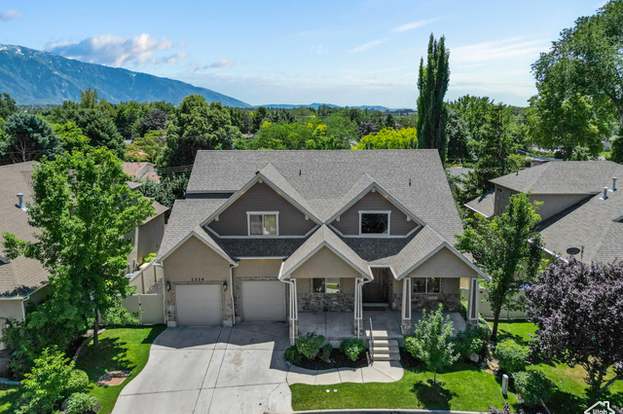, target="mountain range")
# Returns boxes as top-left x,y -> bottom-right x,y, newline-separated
0,44 -> 250,107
